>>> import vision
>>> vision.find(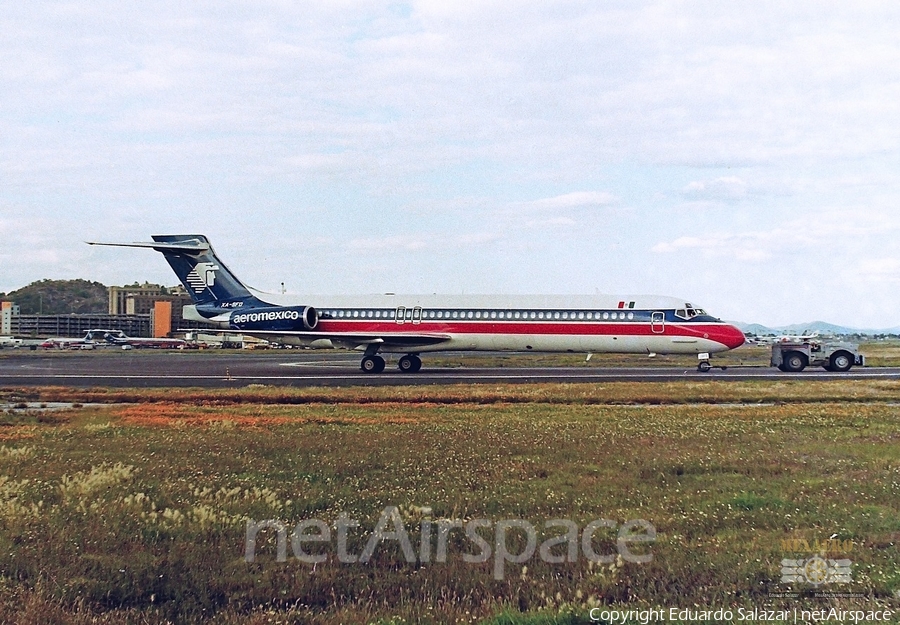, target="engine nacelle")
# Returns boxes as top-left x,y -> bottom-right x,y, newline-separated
228,306 -> 318,331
